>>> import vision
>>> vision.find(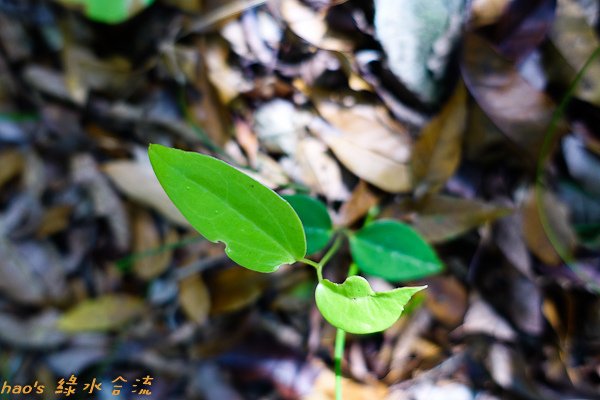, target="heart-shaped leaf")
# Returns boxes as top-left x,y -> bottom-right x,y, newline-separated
350,220 -> 443,281
315,276 -> 425,334
148,144 -> 306,272
283,194 -> 333,255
